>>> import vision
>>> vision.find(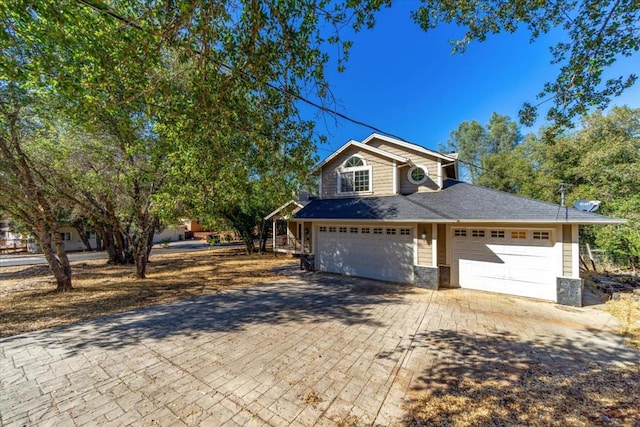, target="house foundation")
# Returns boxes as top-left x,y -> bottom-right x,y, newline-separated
413,266 -> 438,289
557,277 -> 583,307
